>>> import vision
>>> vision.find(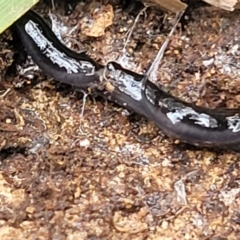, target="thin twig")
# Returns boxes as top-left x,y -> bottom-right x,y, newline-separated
146,10 -> 185,81
51,0 -> 55,11
0,88 -> 11,98
140,10 -> 185,92
80,90 -> 88,119
122,6 -> 148,53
